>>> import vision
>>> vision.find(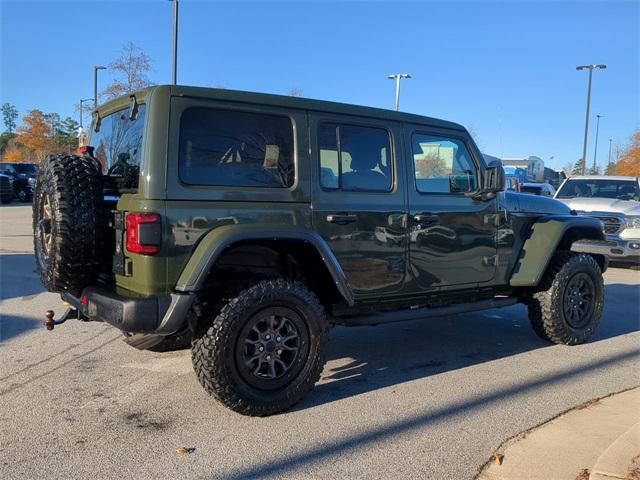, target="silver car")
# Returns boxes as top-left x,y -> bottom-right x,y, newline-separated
554,175 -> 640,264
